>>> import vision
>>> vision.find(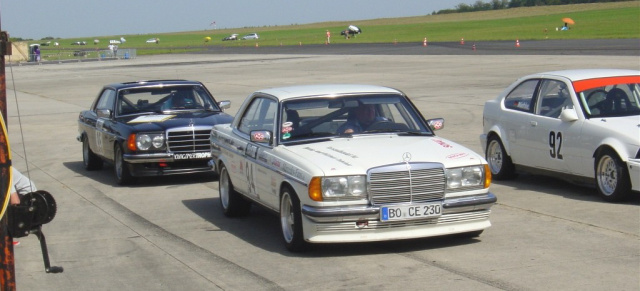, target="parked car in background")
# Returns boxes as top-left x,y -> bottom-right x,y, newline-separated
481,69 -> 640,201
210,84 -> 496,251
341,25 -> 362,37
77,80 -> 233,185
222,34 -> 238,41
71,41 -> 87,45
146,38 -> 159,44
241,33 -> 259,40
